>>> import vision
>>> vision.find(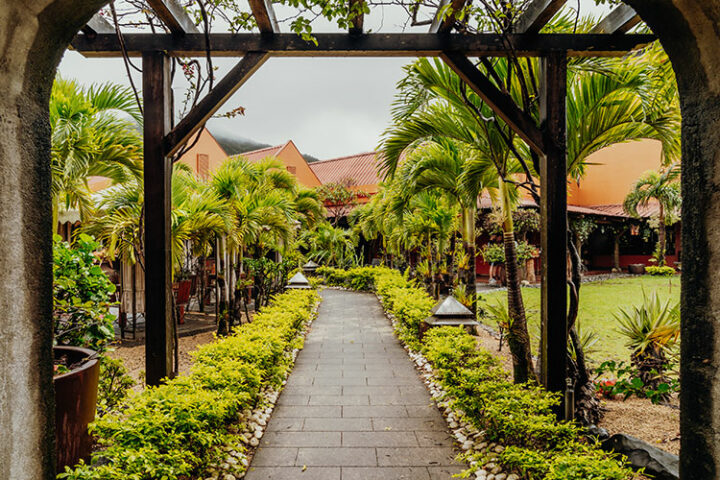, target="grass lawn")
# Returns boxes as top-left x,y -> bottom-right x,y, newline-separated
477,275 -> 680,365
